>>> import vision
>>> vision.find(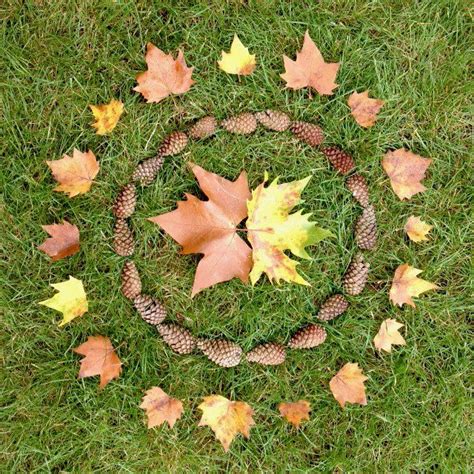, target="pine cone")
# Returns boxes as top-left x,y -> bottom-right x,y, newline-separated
134,294 -> 166,325
346,174 -> 369,207
132,156 -> 164,186
255,110 -> 291,132
158,131 -> 188,156
317,294 -> 349,321
355,205 -> 377,250
121,260 -> 141,299
323,147 -> 355,175
113,219 -> 134,256
197,338 -> 242,367
343,254 -> 370,296
157,323 -> 196,354
288,324 -> 327,349
189,116 -> 217,139
290,121 -> 324,147
113,184 -> 136,218
221,113 -> 257,135
246,342 -> 286,366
